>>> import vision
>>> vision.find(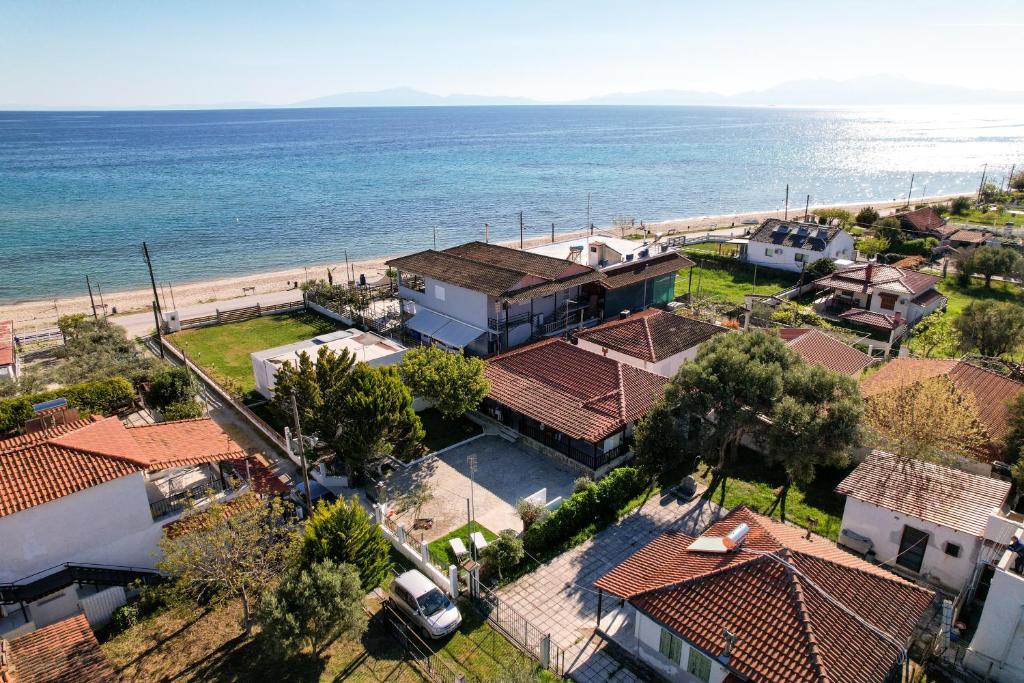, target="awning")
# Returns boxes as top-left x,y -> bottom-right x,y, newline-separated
406,309 -> 486,349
